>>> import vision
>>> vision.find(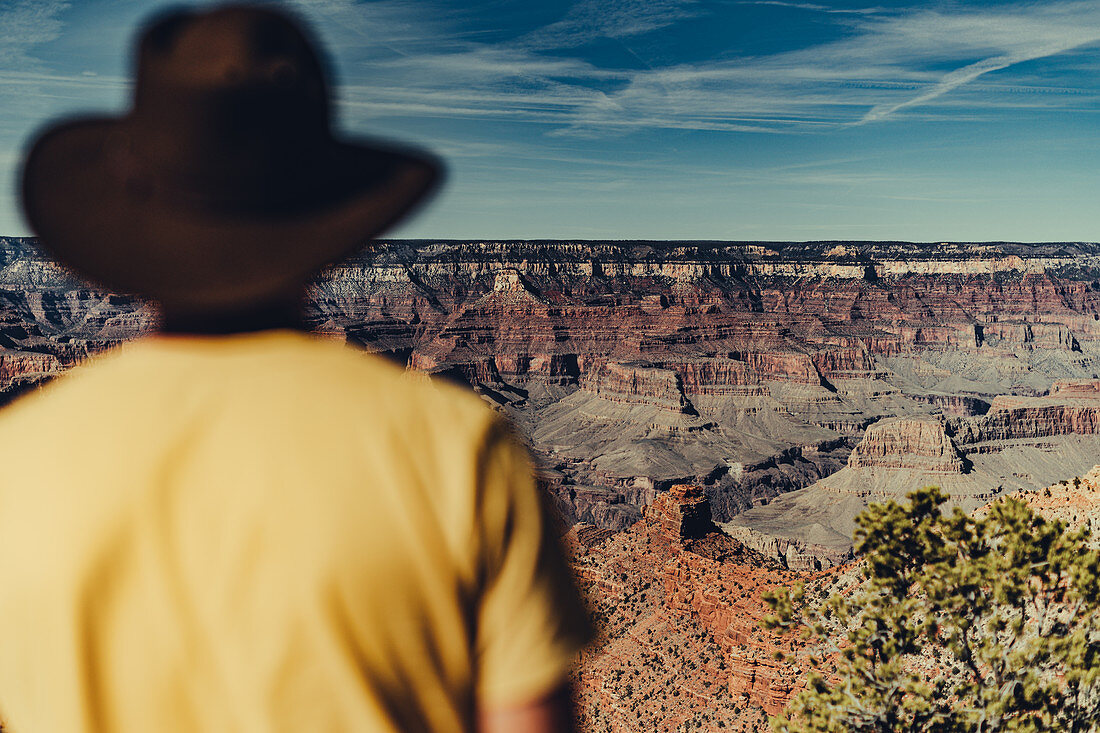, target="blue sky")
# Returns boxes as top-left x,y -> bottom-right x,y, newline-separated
1,0 -> 1100,241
